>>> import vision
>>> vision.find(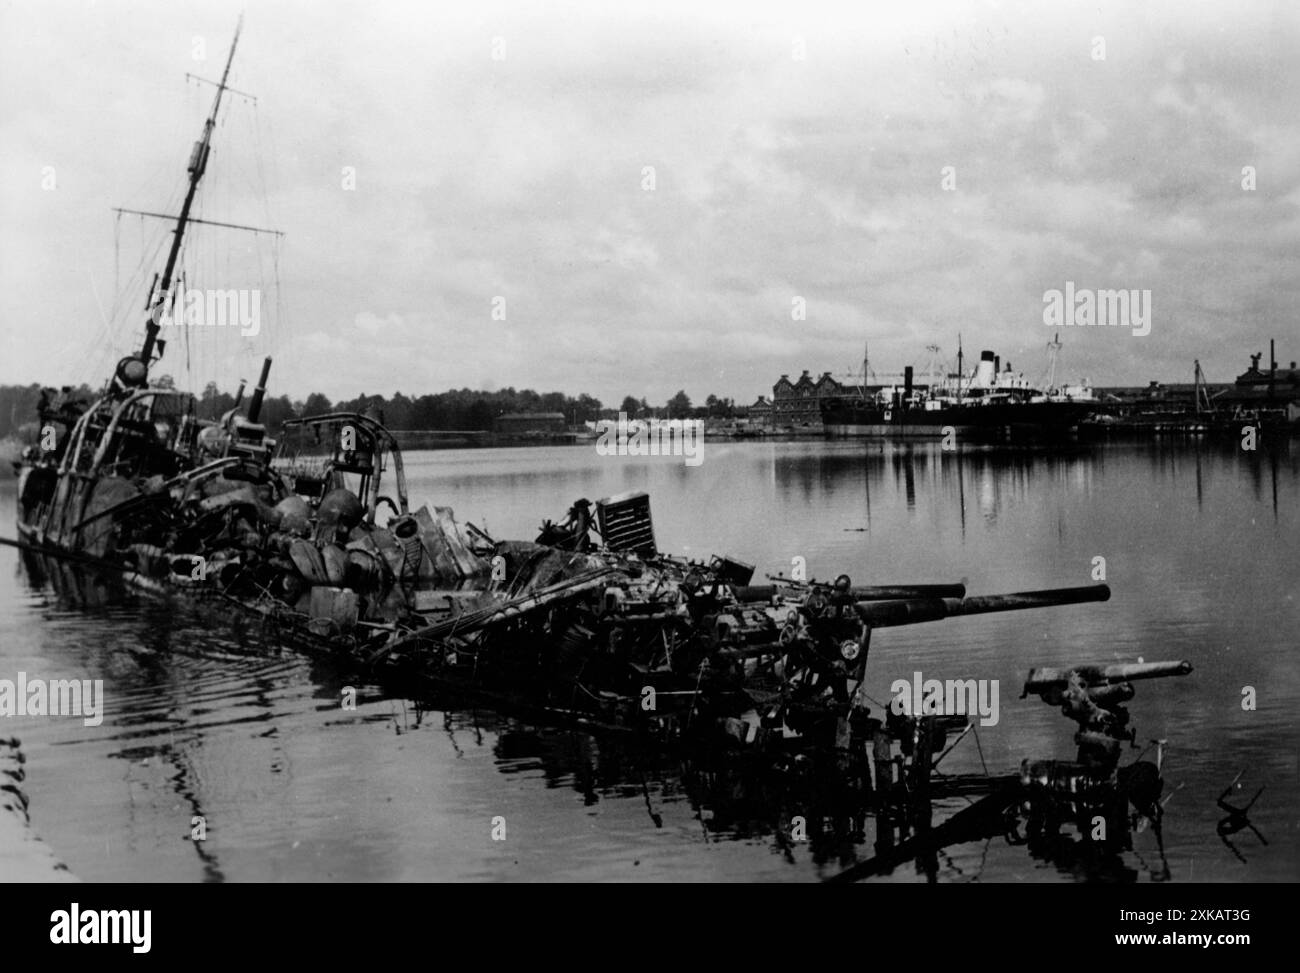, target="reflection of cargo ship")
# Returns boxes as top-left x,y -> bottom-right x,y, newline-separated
821,346 -> 1097,444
